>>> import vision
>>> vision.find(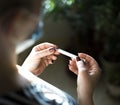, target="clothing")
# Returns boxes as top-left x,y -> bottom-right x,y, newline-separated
0,78 -> 78,105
